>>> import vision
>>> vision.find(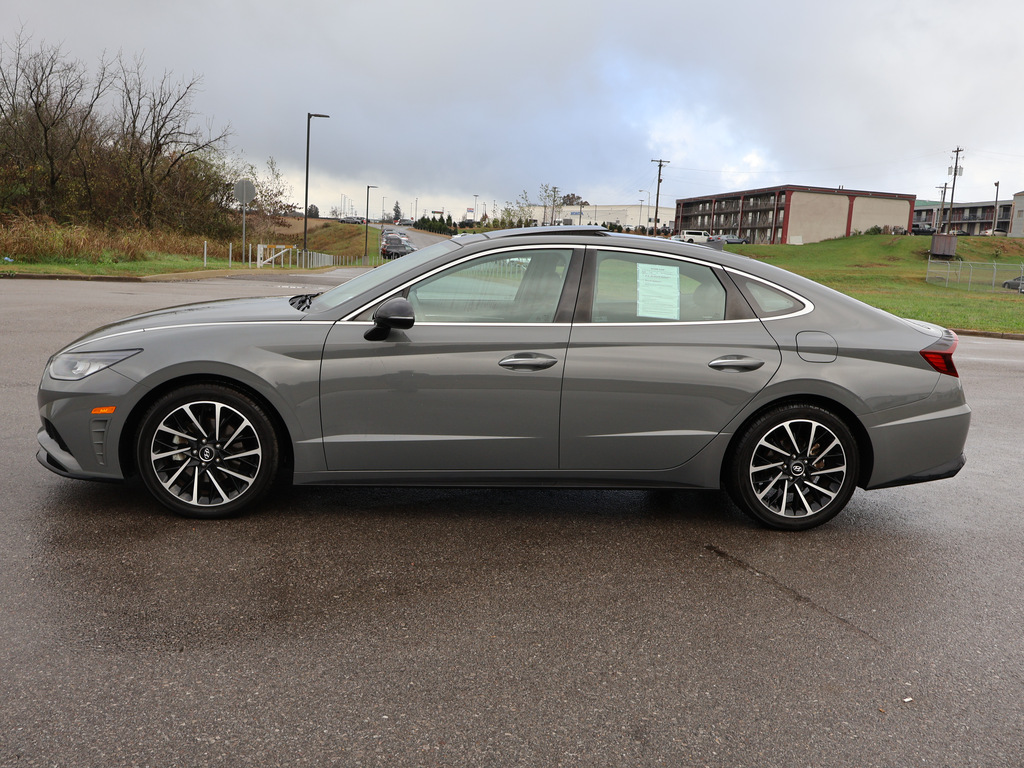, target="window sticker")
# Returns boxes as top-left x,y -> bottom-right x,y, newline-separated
636,262 -> 680,320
